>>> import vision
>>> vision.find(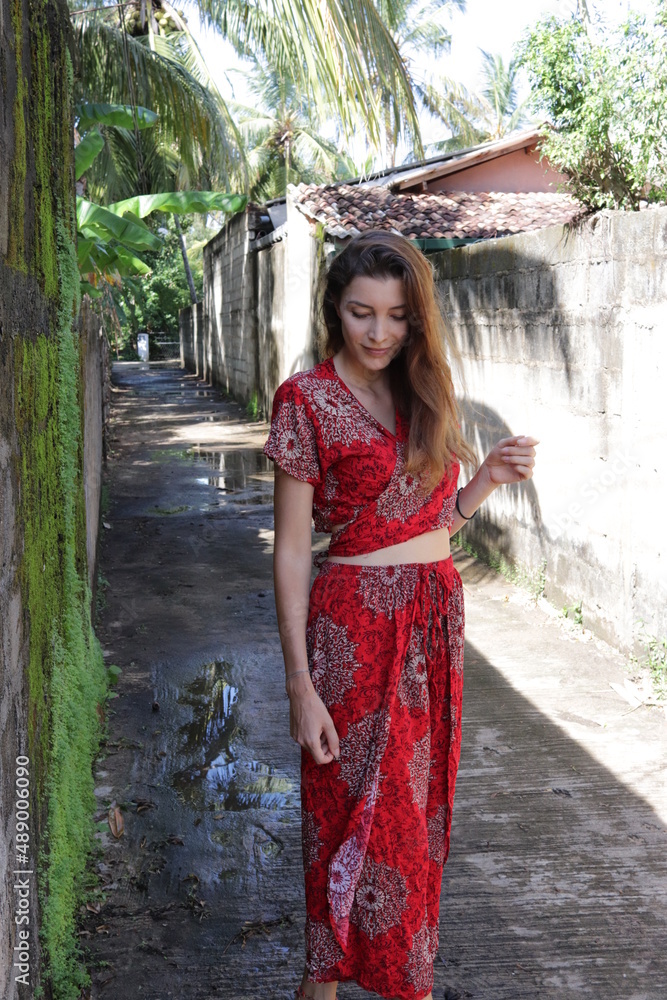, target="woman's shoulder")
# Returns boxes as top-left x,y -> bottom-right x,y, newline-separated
275,357 -> 336,404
